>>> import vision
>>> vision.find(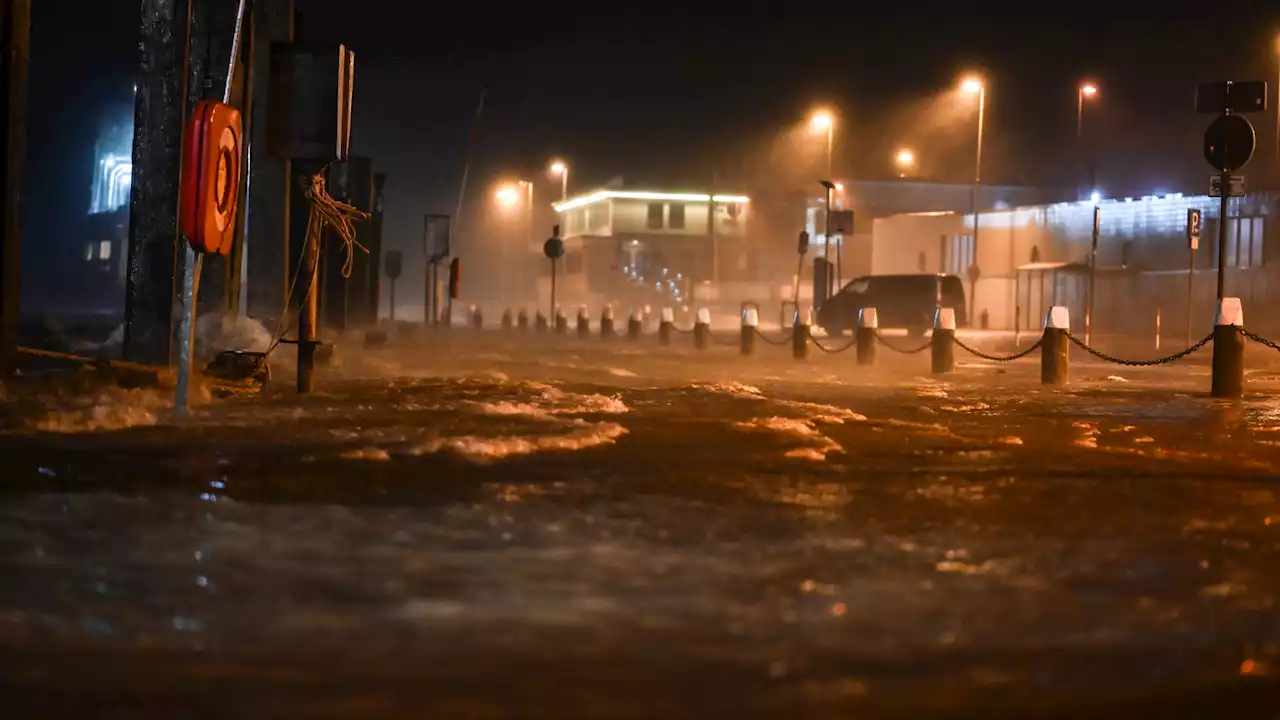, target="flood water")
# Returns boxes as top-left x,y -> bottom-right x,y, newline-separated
2,329 -> 1280,716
